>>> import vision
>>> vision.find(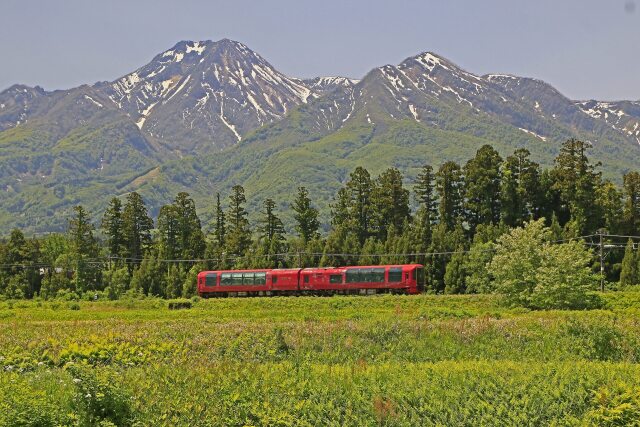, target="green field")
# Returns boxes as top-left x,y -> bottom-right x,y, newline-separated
3,293 -> 640,426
